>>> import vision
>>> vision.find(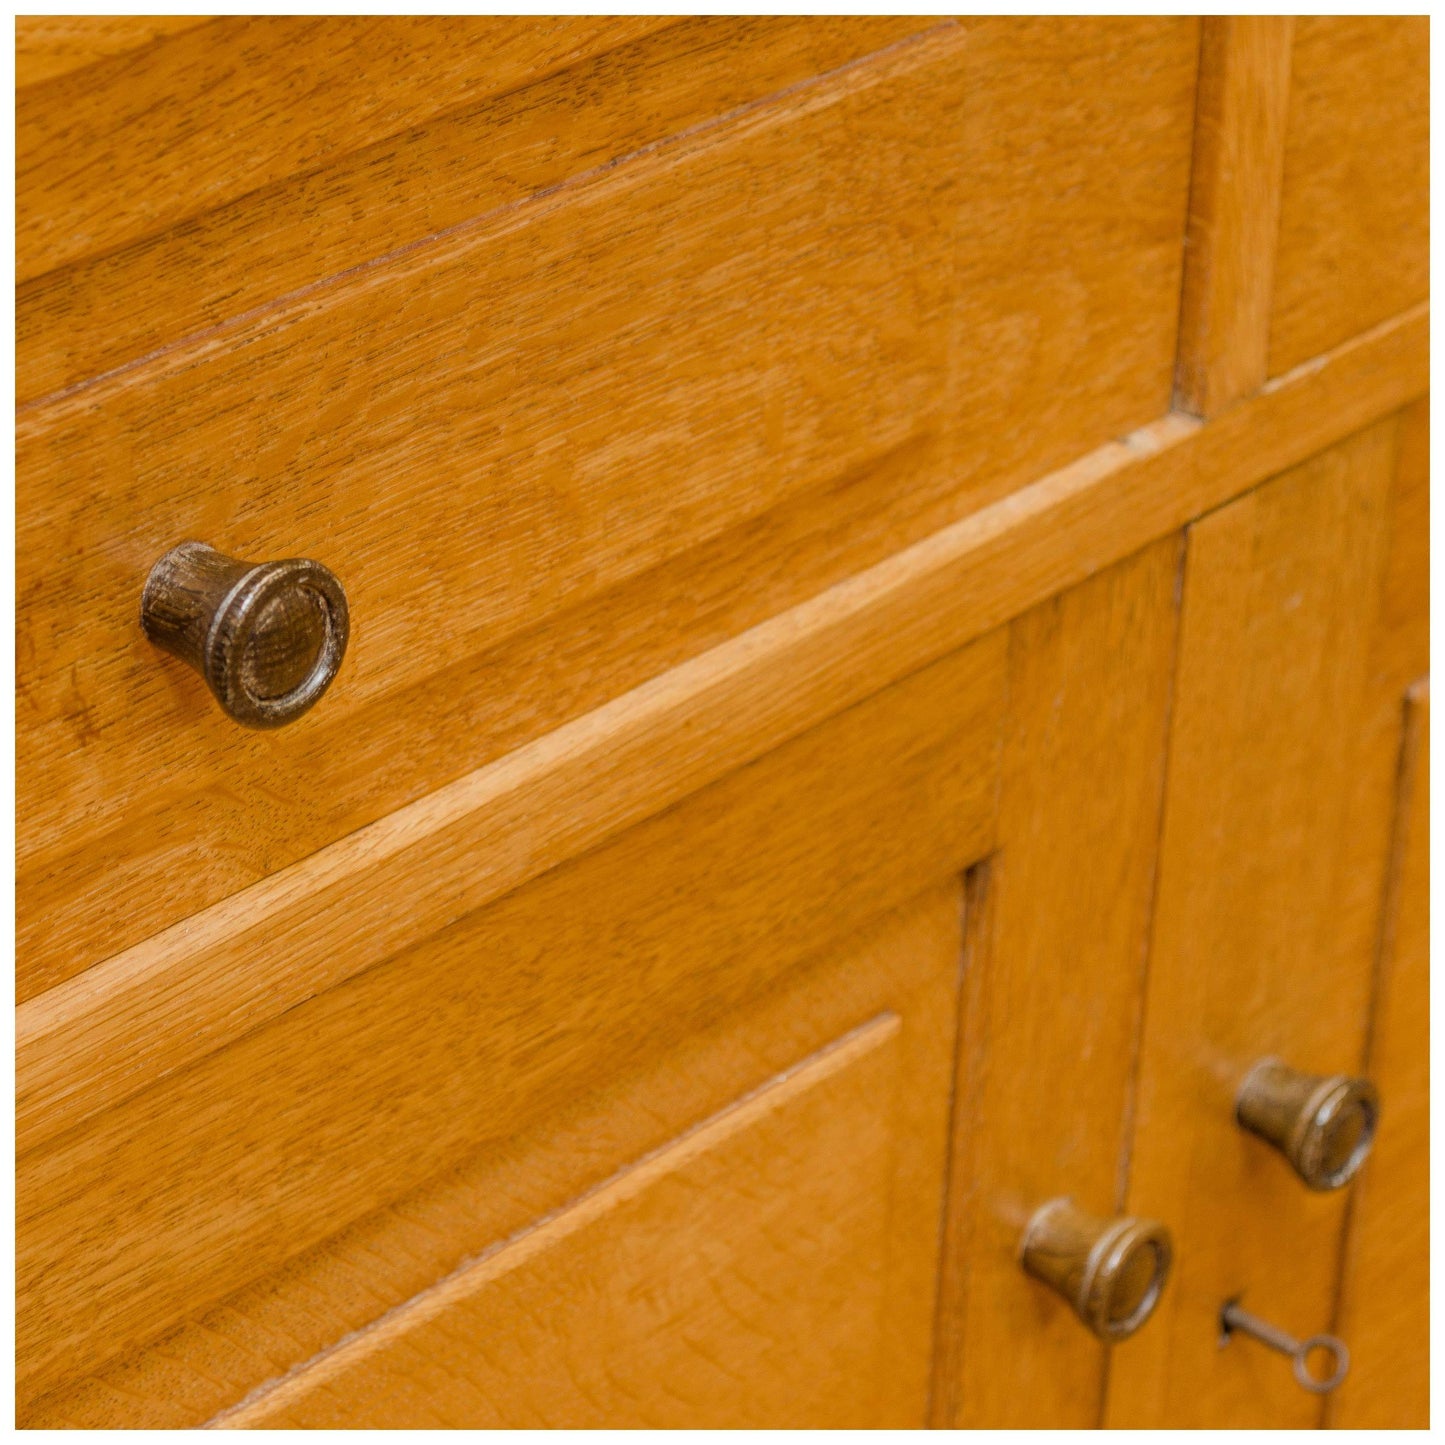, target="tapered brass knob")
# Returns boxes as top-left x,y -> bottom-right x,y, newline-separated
1235,1058 -> 1379,1190
1019,1198 -> 1173,1340
142,541 -> 349,729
